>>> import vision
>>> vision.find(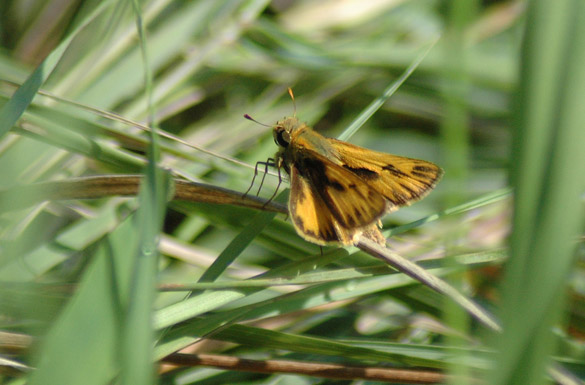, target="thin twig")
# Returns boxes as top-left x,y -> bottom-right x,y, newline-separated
0,175 -> 287,214
162,353 -> 446,384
